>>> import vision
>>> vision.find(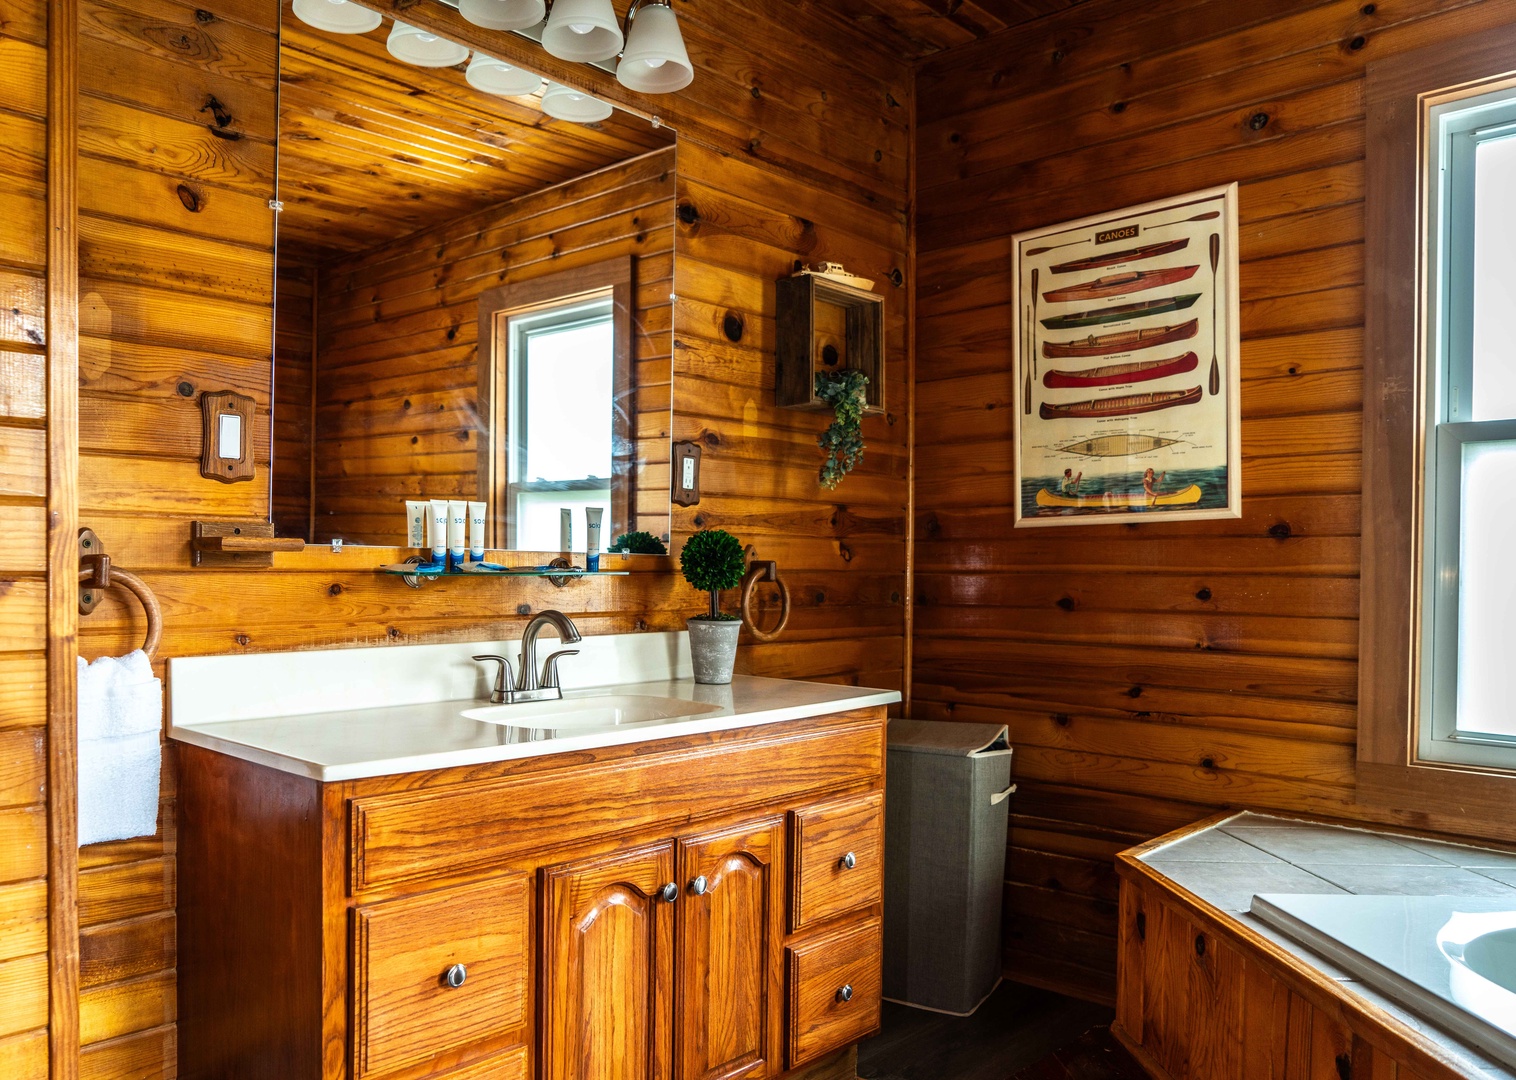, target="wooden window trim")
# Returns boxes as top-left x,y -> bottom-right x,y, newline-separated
1359,24 -> 1516,834
476,257 -> 633,550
